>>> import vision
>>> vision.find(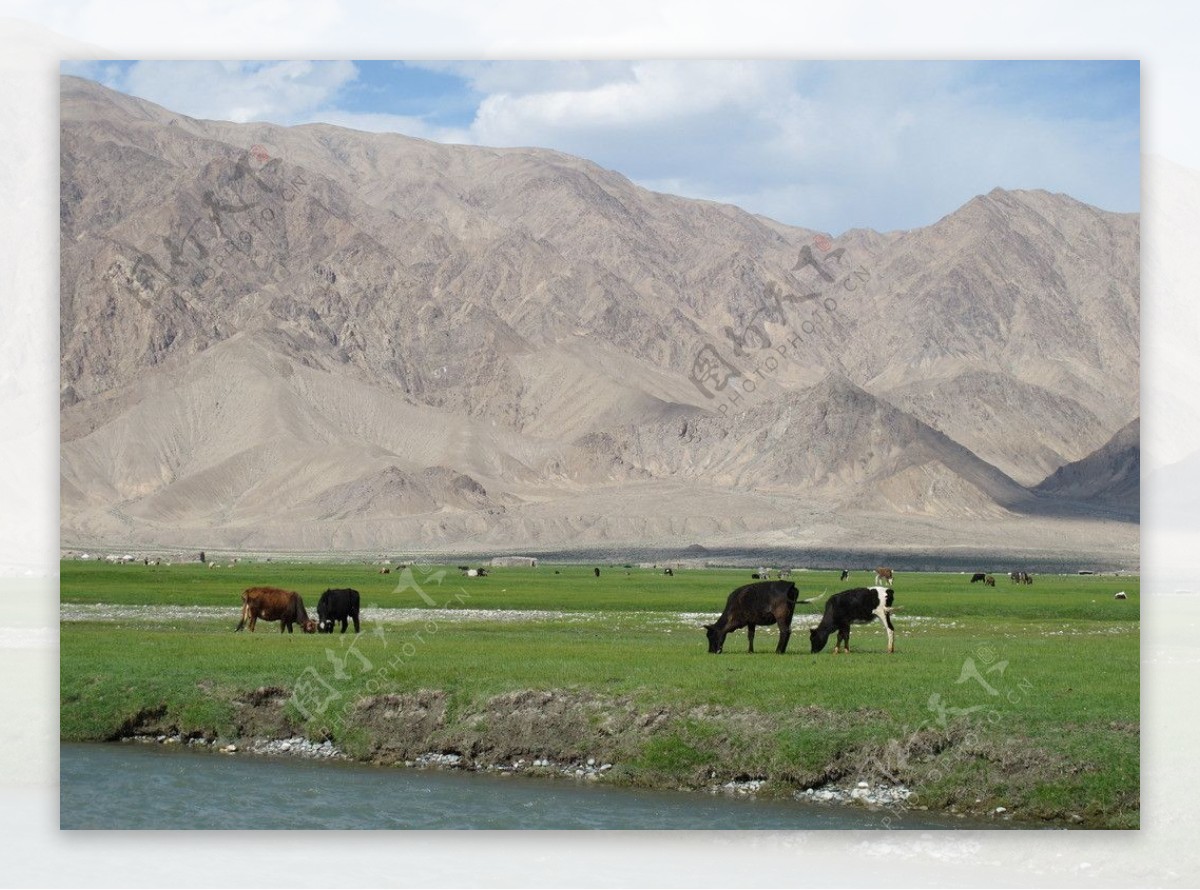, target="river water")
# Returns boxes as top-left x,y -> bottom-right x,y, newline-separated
60,743 -> 1010,830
